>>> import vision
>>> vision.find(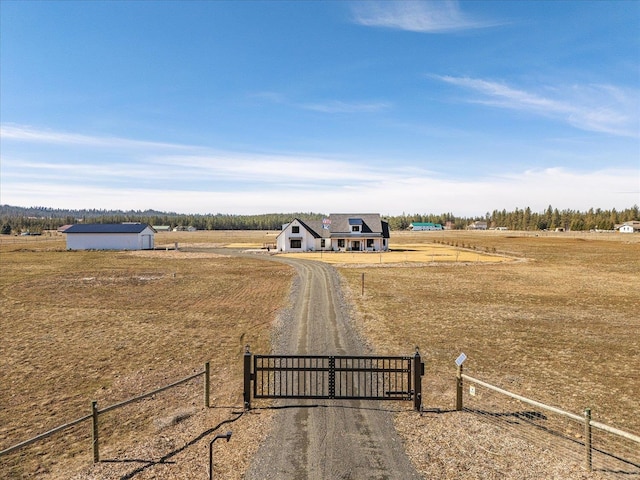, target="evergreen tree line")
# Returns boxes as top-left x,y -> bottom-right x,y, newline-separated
387,205 -> 639,231
1,204 -> 638,235
0,206 -> 324,234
